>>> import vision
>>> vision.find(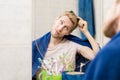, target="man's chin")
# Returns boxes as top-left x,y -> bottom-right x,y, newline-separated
104,22 -> 118,38
104,28 -> 116,38
51,34 -> 62,39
